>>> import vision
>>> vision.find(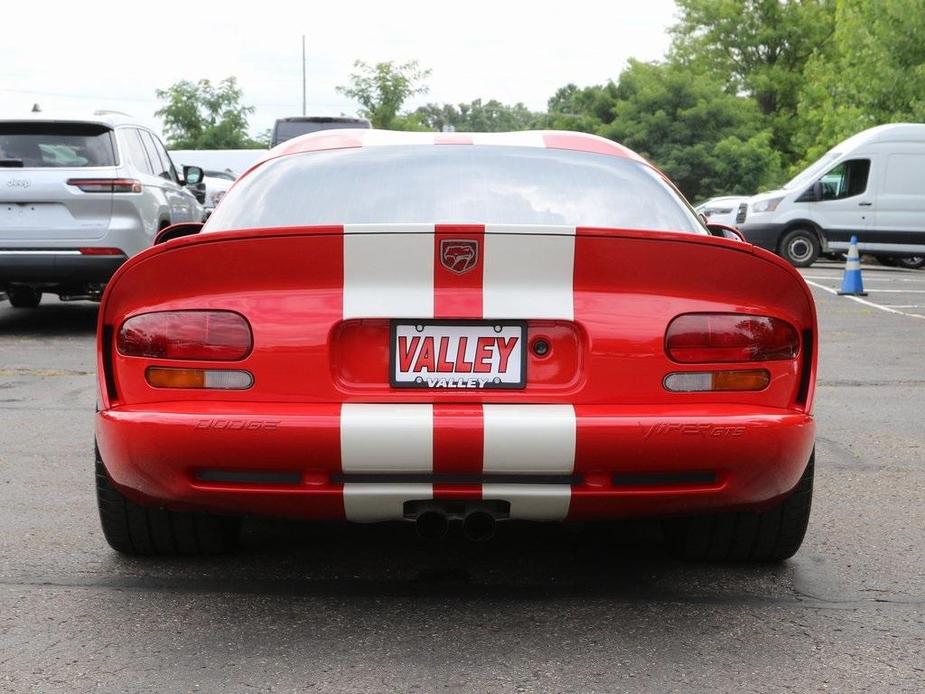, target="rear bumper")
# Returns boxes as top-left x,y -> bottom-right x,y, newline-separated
97,402 -> 815,522
0,250 -> 126,285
